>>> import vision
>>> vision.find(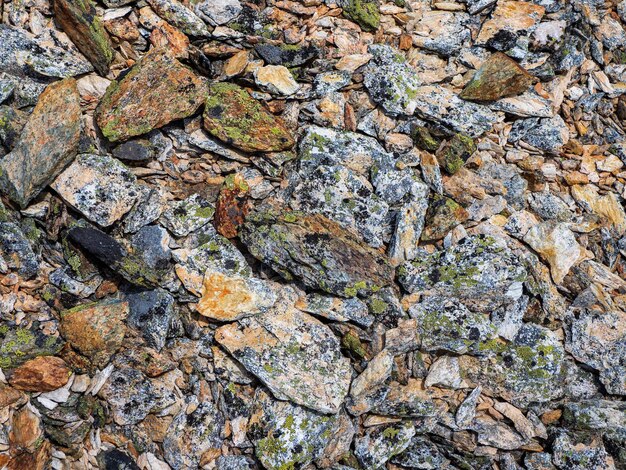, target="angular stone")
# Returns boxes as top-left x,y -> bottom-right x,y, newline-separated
96,48 -> 207,142
347,350 -> 393,416
0,206 -> 40,279
0,326 -> 65,370
0,25 -> 93,78
125,289 -> 176,351
398,235 -> 526,312
60,299 -> 128,368
240,209 -> 394,298
255,43 -> 318,68
250,389 -> 338,470
524,221 -> 587,284
421,194 -> 469,241
163,400 -> 224,469
203,82 -> 294,152
0,105 -> 27,150
54,0 -> 115,75
461,53 -> 535,102
51,154 -> 141,227
0,78 -> 80,208
475,1 -> 545,49
160,194 -> 214,237
214,173 -> 250,238
552,432 -> 615,470
196,0 -> 242,26
571,184 -> 626,236
391,436 -> 448,469
254,65 -> 300,96
370,379 -> 444,419
354,423 -> 415,469
341,0 -> 380,31
146,0 -> 210,37
508,115 -> 569,153
412,85 -> 503,137
215,307 -> 352,413
408,296 -> 496,354
8,356 -> 70,392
